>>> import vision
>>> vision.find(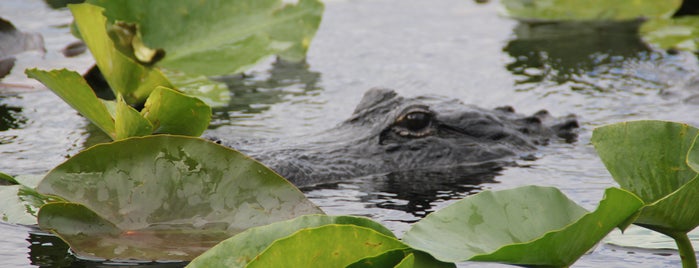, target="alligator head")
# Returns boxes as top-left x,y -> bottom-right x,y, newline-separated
232,88 -> 578,186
